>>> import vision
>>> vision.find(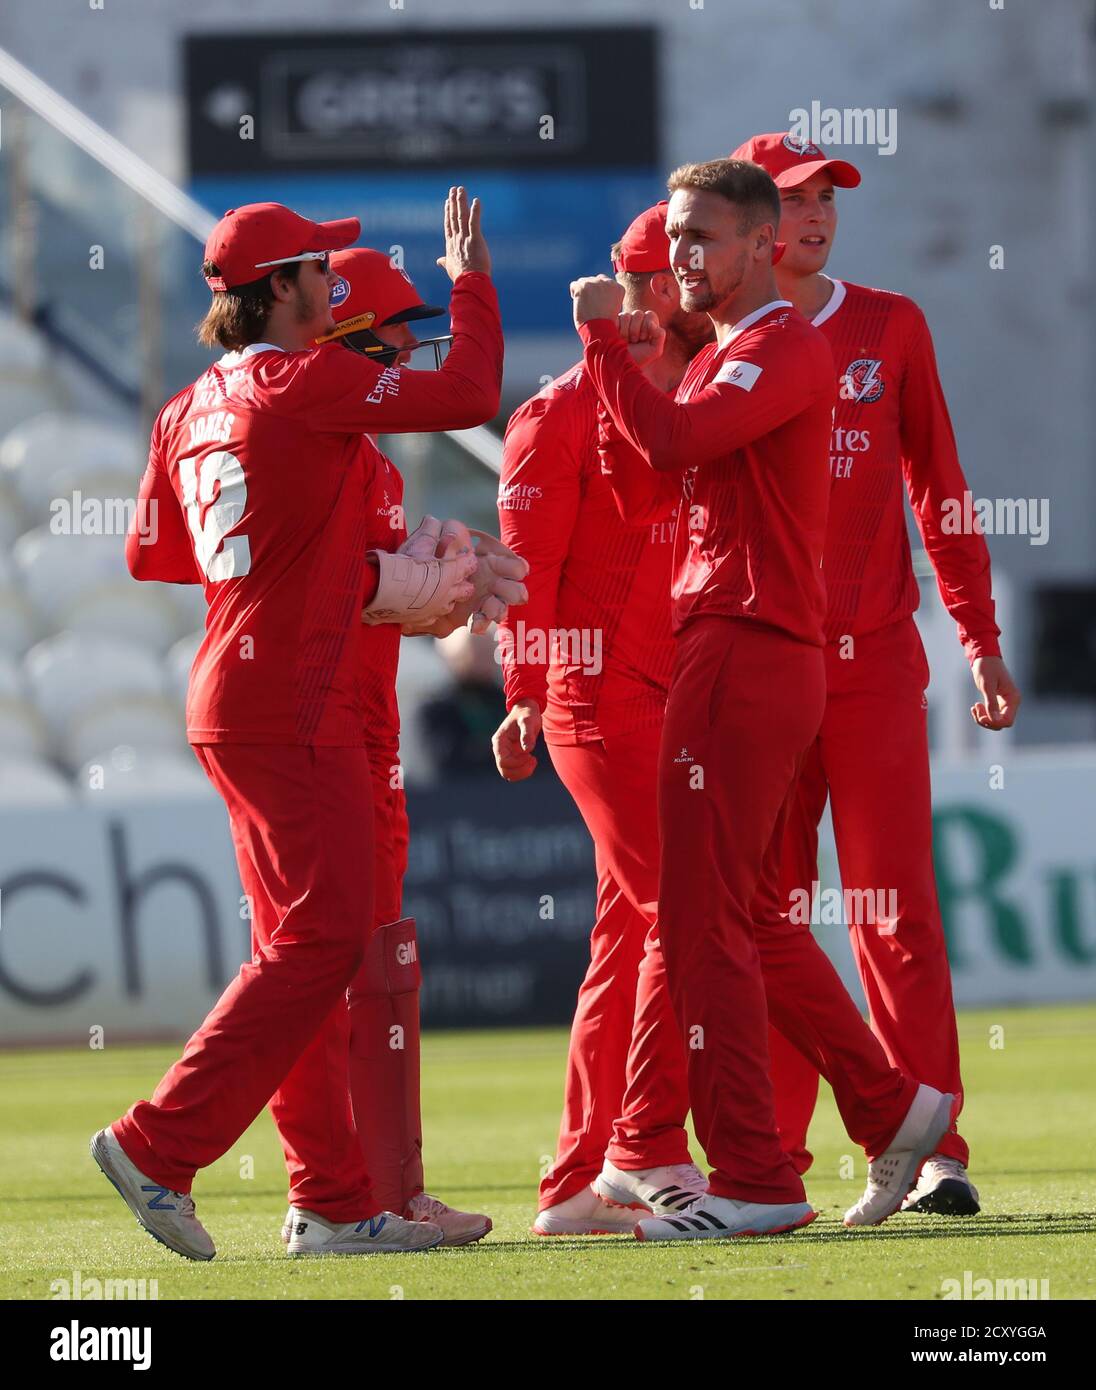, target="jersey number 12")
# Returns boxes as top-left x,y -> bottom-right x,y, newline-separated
179,451 -> 251,581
